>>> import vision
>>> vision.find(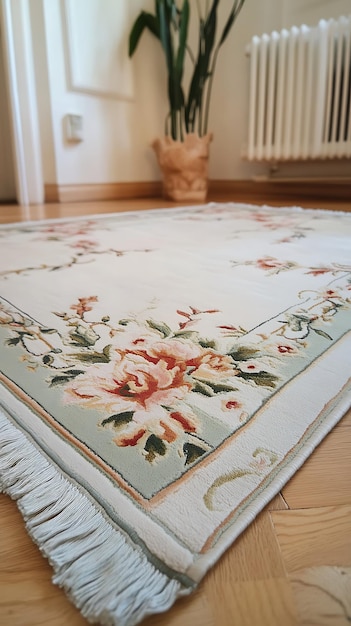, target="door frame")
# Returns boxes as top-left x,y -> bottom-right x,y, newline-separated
0,0 -> 43,206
